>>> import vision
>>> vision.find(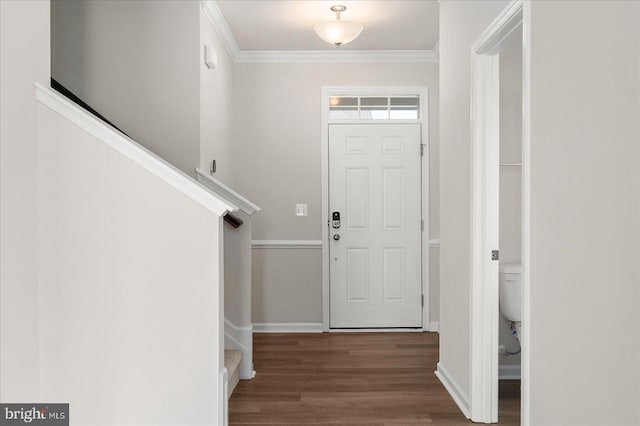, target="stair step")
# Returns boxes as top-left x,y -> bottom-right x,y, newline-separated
224,350 -> 242,398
